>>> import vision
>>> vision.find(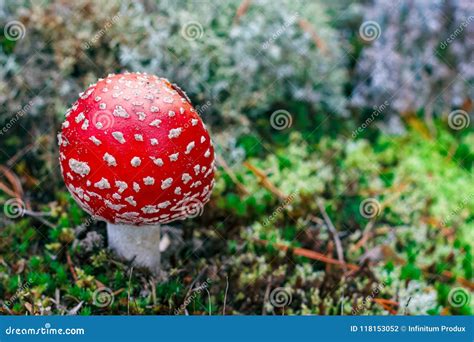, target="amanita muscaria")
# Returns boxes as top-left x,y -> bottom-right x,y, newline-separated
58,72 -> 215,275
